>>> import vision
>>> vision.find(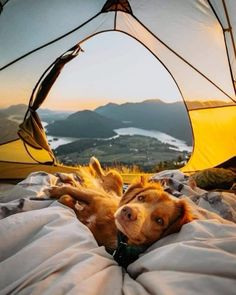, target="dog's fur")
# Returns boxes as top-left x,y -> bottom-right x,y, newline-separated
47,157 -> 122,250
47,158 -> 230,252
114,177 -> 195,246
